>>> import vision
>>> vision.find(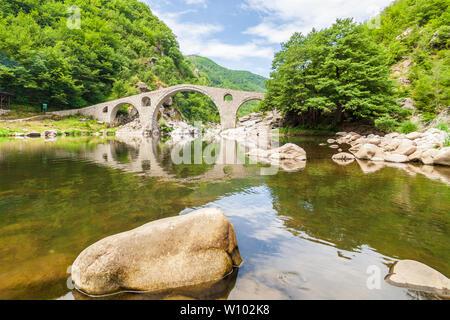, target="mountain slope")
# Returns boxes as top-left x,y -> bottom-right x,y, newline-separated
0,0 -> 208,109
368,0 -> 449,117
187,55 -> 266,93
